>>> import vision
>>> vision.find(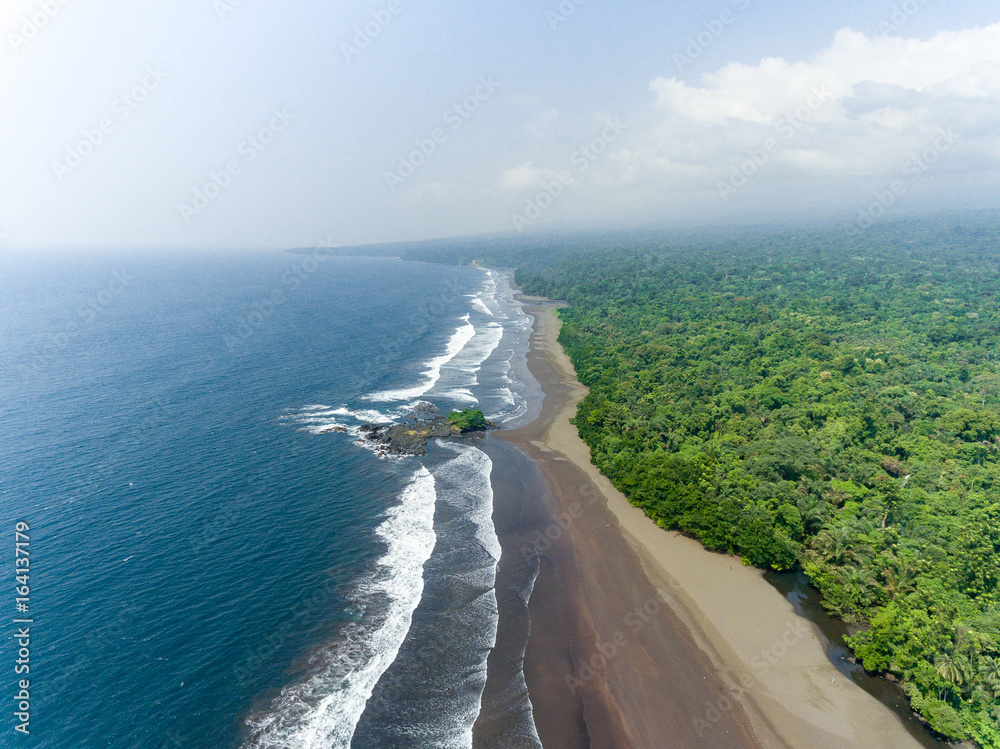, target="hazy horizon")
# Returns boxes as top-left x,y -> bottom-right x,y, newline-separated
2,1 -> 998,251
